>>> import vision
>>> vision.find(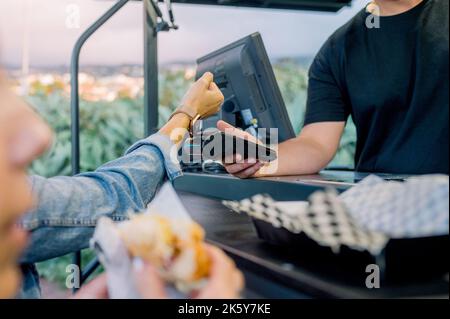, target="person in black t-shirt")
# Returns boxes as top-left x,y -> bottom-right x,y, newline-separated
219,0 -> 449,178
